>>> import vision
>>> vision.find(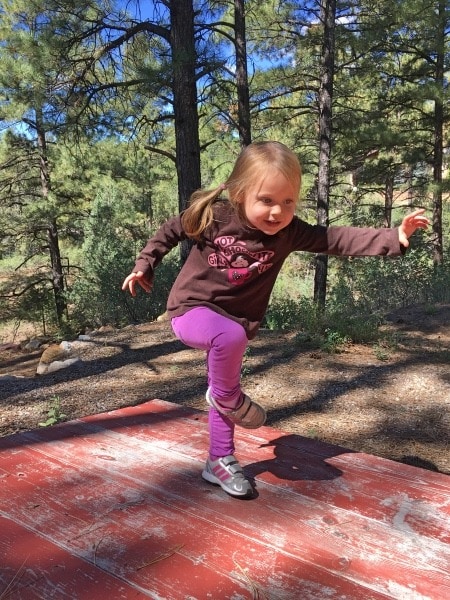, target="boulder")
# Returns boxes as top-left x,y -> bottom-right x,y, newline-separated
36,341 -> 81,375
24,338 -> 46,351
44,357 -> 81,374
